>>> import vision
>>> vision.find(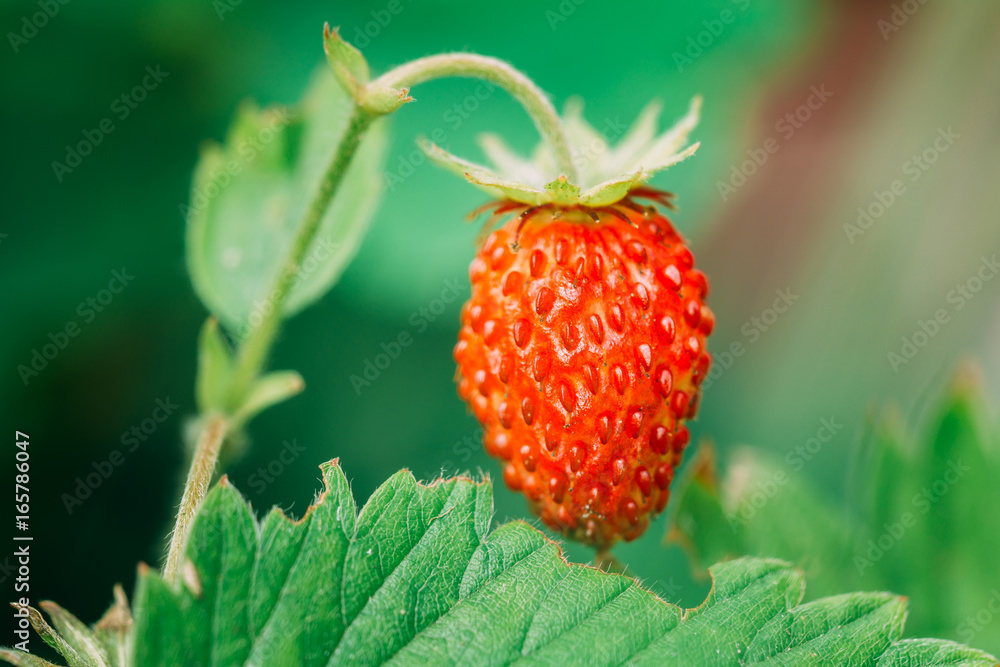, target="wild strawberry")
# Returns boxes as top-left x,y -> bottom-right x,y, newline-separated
430,96 -> 711,548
